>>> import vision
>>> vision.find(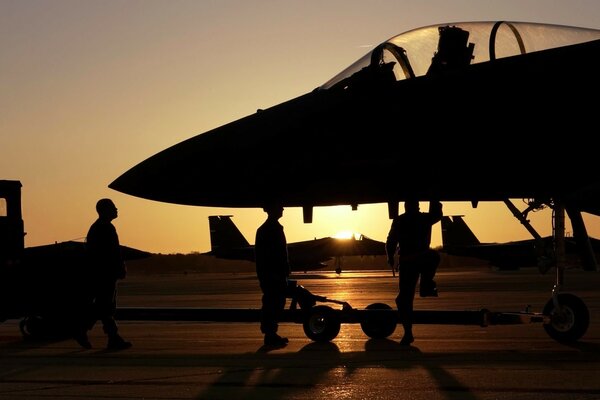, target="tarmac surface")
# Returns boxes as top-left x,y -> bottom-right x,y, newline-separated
1,265 -> 599,399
